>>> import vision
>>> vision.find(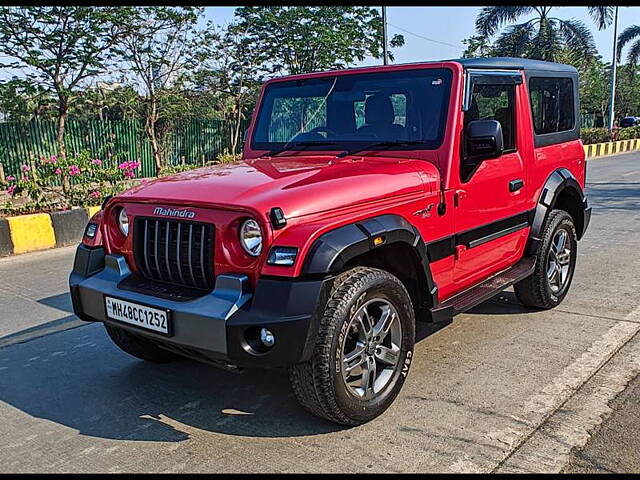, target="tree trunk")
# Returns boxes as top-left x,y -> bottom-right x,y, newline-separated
57,97 -> 71,194
231,101 -> 243,156
56,99 -> 67,158
146,96 -> 162,176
